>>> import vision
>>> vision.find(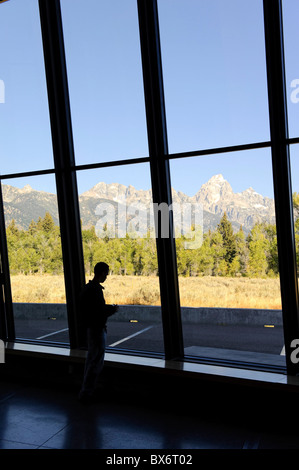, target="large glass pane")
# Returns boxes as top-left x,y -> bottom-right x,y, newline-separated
2,175 -> 68,344
61,0 -> 148,165
77,163 -> 164,354
290,145 -> 299,367
158,0 -> 270,153
0,0 -> 54,175
282,0 -> 299,139
169,149 -> 285,368
291,144 -> 299,272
